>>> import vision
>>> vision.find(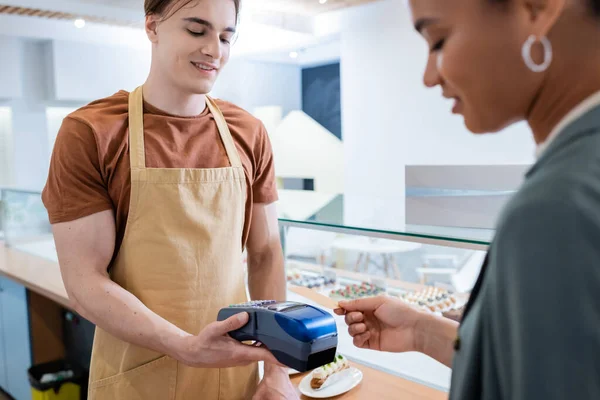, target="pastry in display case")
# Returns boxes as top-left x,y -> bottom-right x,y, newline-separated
398,287 -> 457,312
287,268 -> 337,289
329,282 -> 386,300
286,268 -> 303,282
